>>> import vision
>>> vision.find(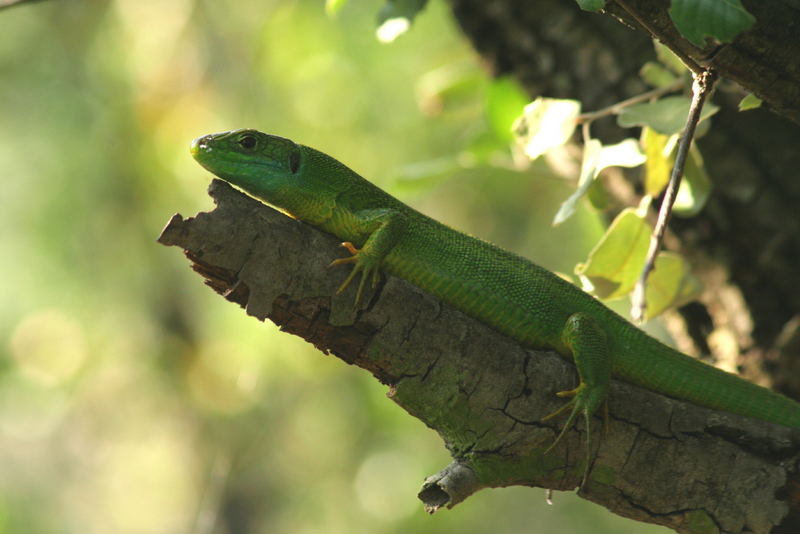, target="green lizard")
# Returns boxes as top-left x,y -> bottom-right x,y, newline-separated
191,129 -> 800,485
